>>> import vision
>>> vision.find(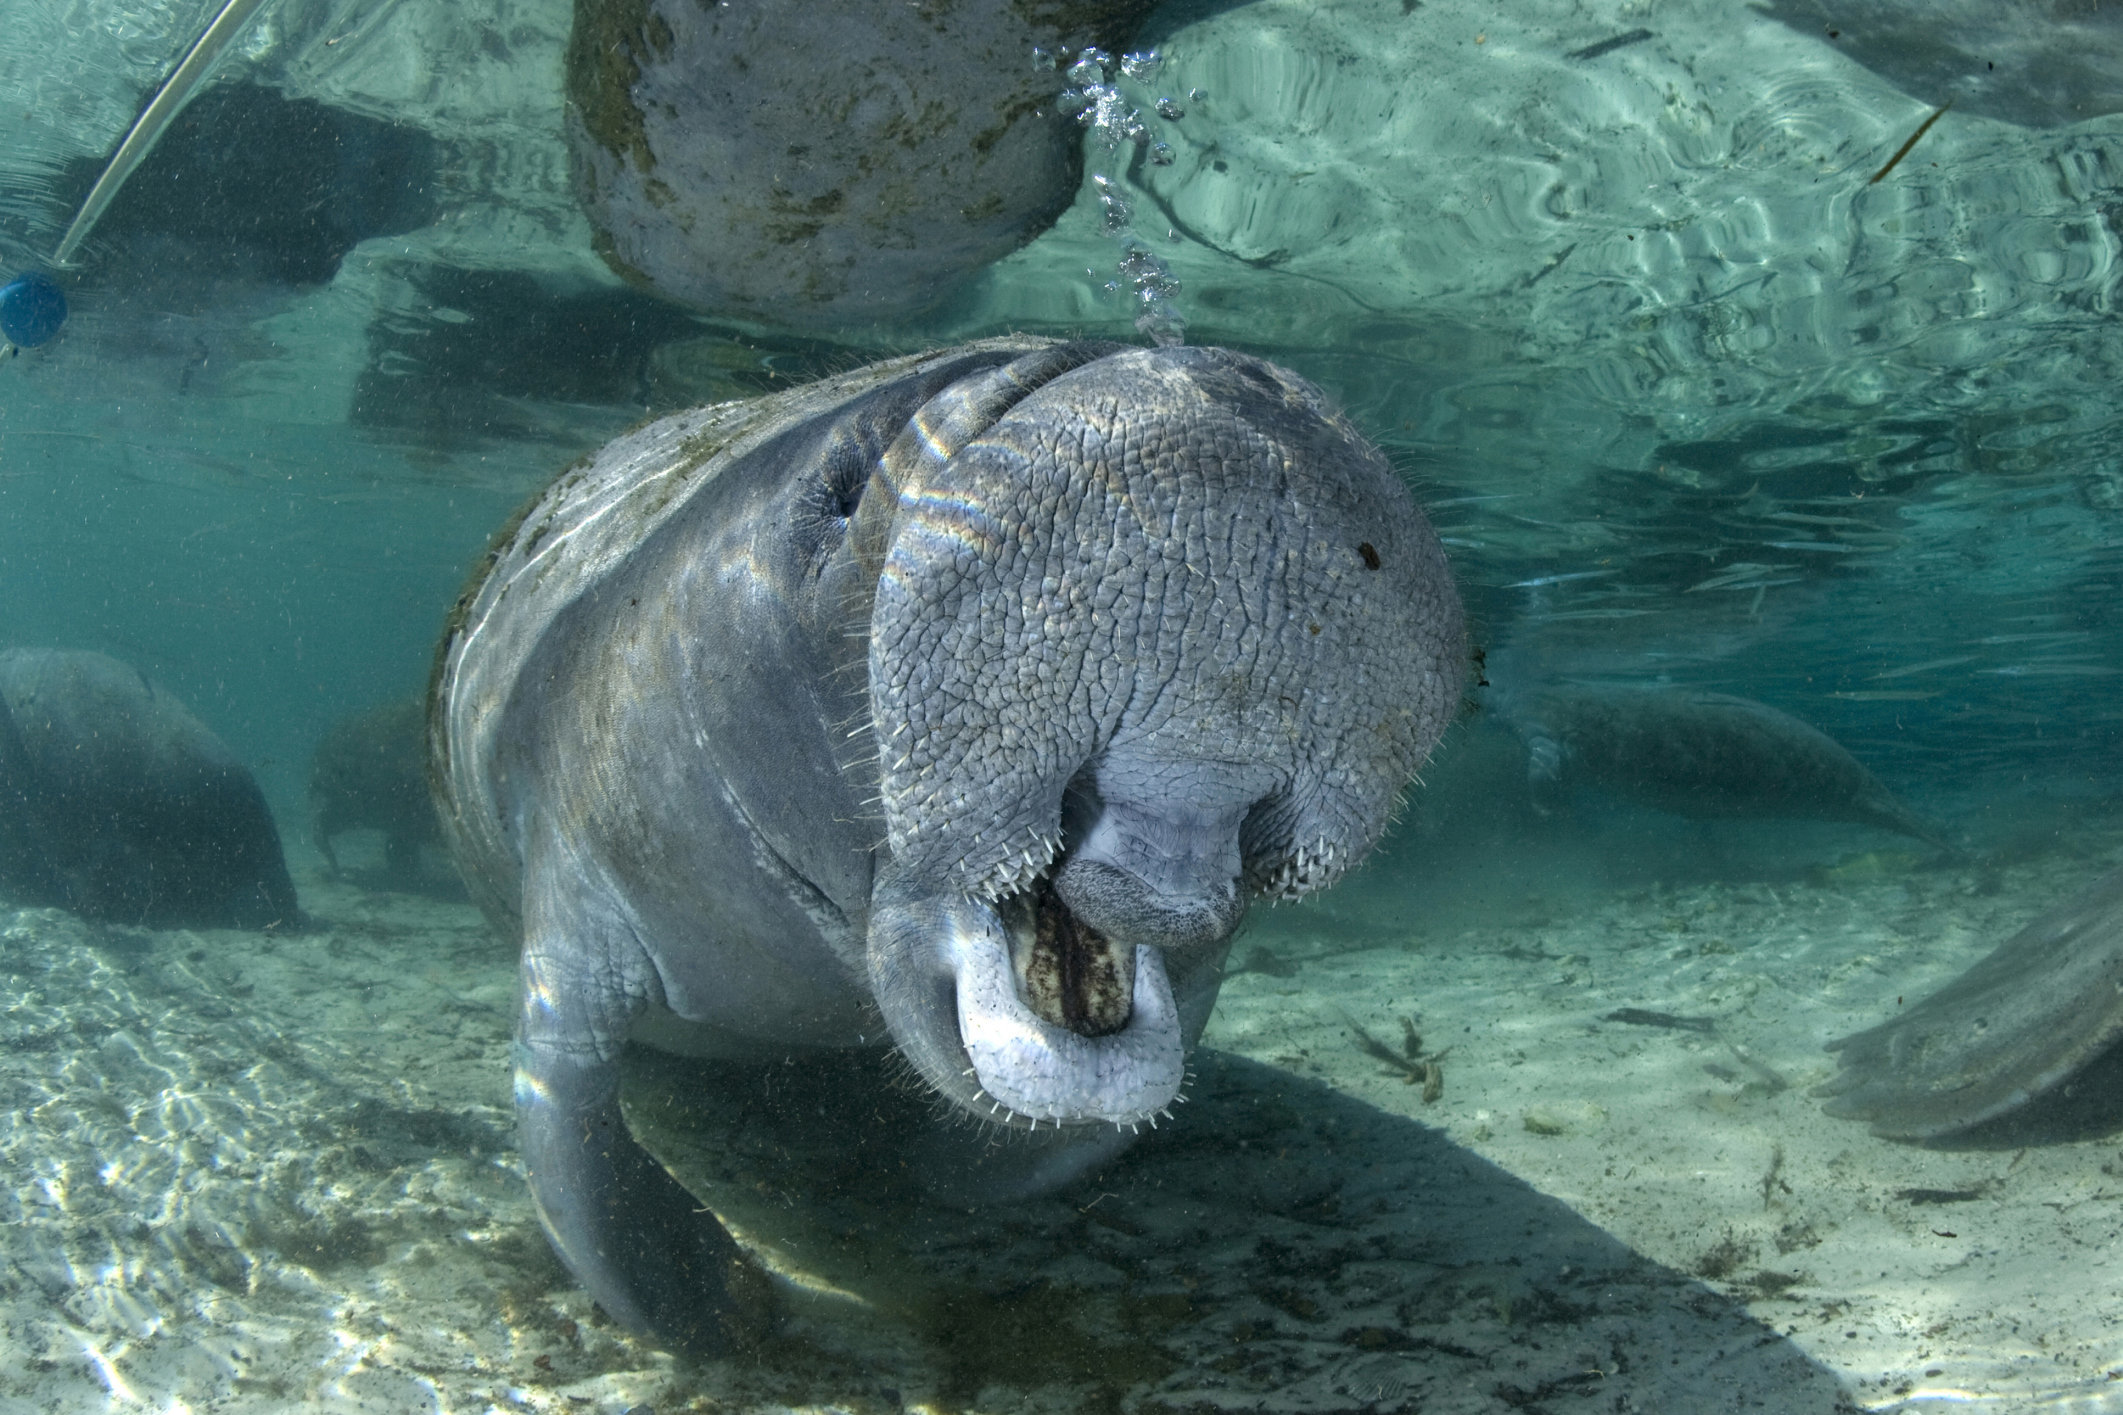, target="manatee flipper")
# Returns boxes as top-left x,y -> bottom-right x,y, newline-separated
513,842 -> 767,1353
1817,865 -> 2123,1141
1522,727 -> 1564,816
